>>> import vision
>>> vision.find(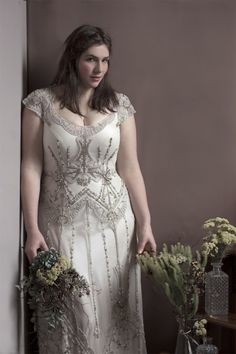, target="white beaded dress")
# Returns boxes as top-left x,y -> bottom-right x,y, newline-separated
22,87 -> 147,354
